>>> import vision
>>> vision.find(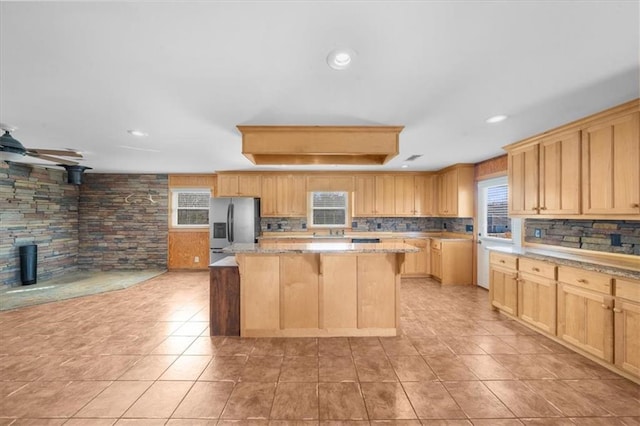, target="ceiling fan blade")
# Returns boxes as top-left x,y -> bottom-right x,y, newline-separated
27,148 -> 83,158
26,152 -> 79,166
